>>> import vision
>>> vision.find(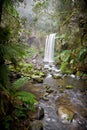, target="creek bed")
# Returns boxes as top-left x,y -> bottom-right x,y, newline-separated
23,74 -> 87,130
